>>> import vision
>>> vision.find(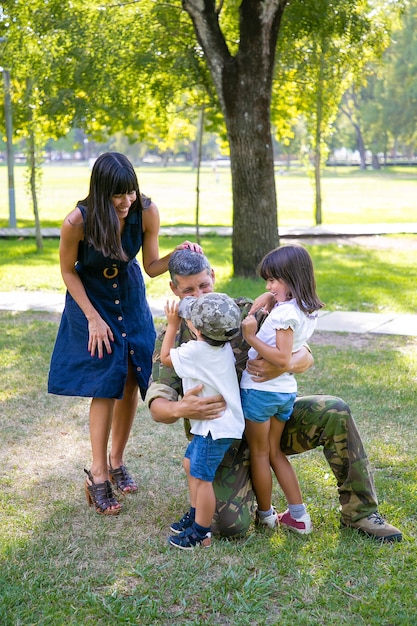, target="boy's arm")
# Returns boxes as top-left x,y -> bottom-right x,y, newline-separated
160,325 -> 176,367
160,300 -> 181,367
